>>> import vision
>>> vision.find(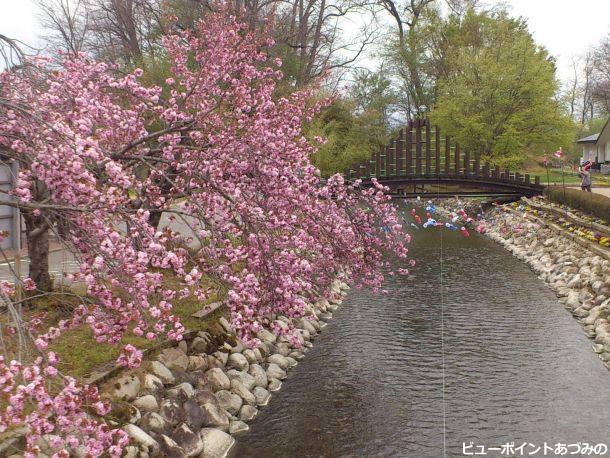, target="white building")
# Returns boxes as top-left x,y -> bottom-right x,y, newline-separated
577,119 -> 610,174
